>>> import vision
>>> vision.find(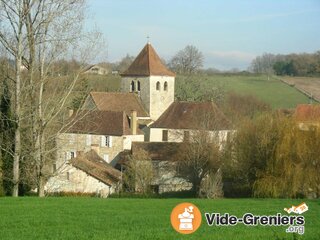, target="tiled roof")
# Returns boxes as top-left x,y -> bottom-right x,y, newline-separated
121,43 -> 175,77
64,110 -> 143,136
295,104 -> 320,121
150,101 -> 231,130
89,92 -> 149,118
70,150 -> 121,186
131,142 -> 180,161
